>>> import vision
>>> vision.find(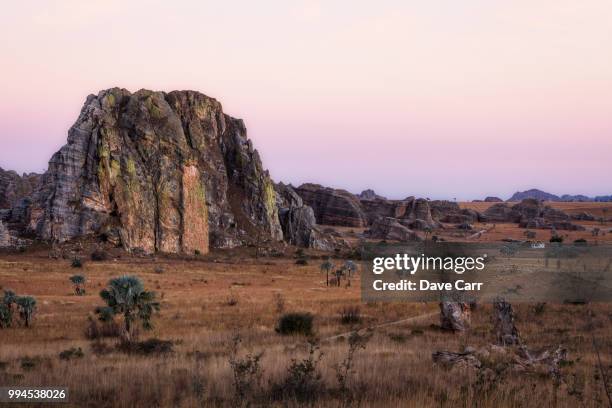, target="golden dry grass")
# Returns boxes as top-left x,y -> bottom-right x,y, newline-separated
0,248 -> 611,407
